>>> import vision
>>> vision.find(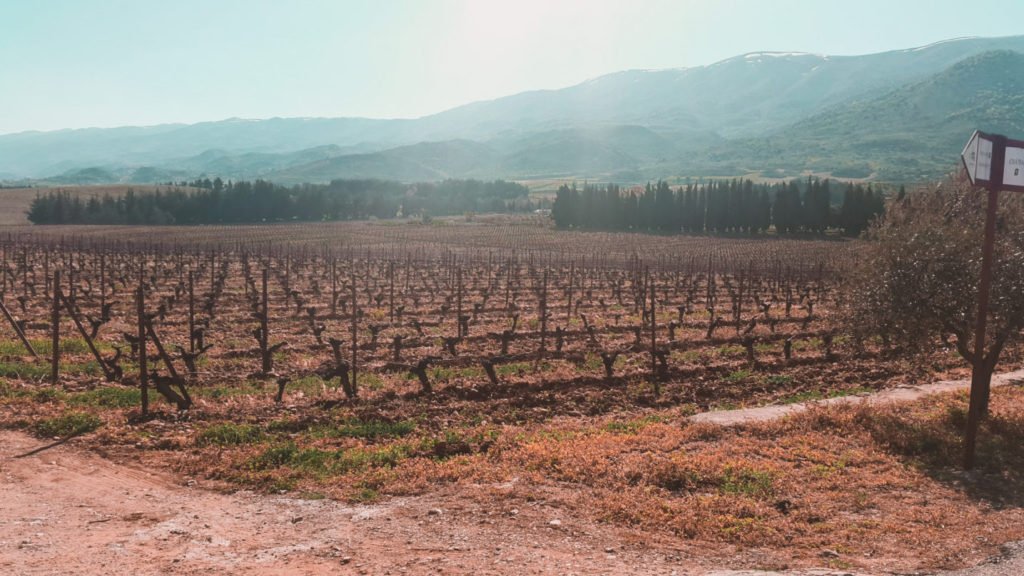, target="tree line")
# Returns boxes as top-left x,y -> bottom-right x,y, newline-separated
551,178 -> 887,236
26,178 -> 532,225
